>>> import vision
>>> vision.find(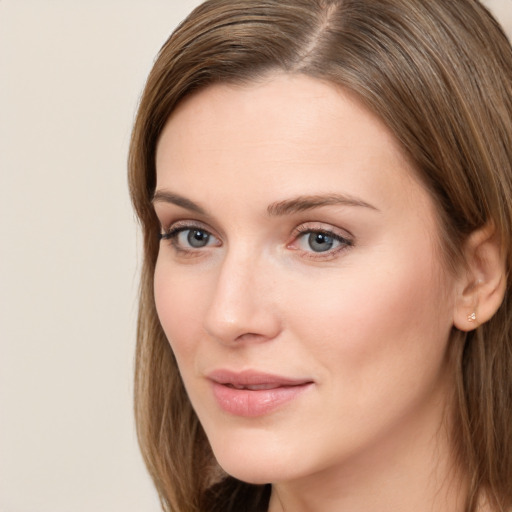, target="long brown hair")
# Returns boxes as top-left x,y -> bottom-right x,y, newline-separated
128,1 -> 512,510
